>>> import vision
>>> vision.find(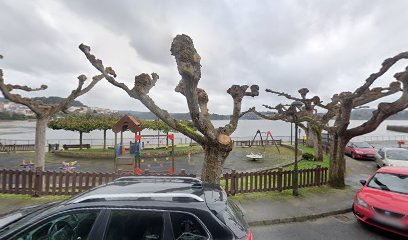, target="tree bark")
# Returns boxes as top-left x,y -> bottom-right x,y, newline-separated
309,125 -> 323,162
305,123 -> 314,147
35,116 -> 49,171
328,134 -> 348,188
201,145 -> 230,184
